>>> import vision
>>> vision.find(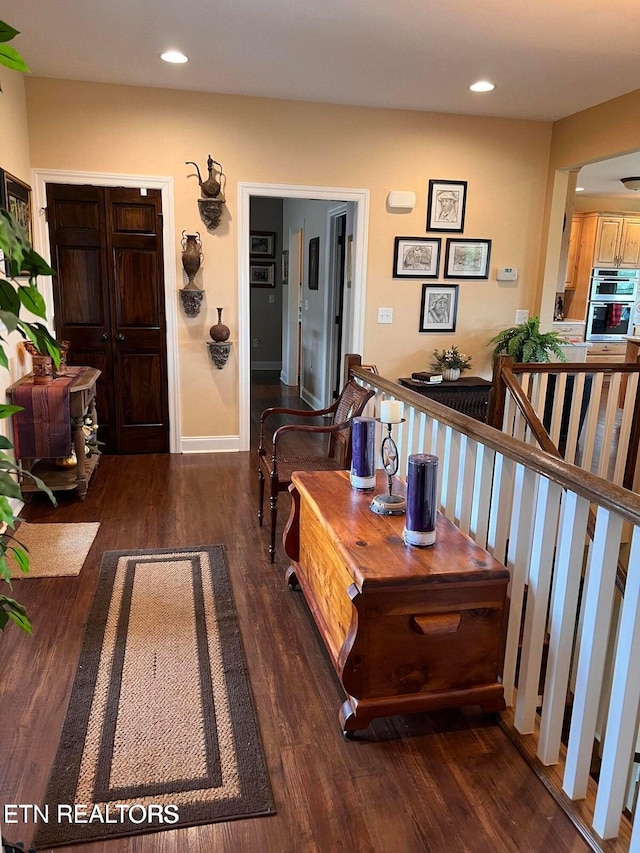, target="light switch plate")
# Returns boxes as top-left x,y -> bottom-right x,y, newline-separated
515,309 -> 529,324
378,308 -> 393,324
